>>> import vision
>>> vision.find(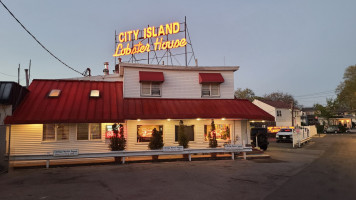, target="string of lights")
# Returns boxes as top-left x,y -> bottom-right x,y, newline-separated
0,0 -> 84,76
